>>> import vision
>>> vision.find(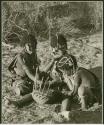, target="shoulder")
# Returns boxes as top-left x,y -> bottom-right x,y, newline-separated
16,52 -> 26,64
74,67 -> 91,79
75,67 -> 85,75
73,67 -> 85,79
